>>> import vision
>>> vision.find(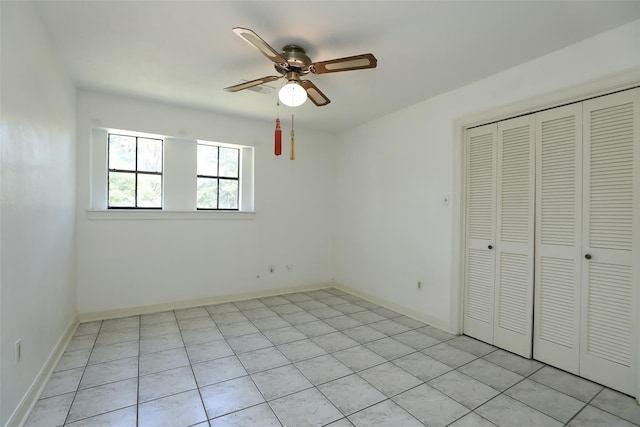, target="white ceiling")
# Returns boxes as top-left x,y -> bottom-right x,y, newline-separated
35,1 -> 640,132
